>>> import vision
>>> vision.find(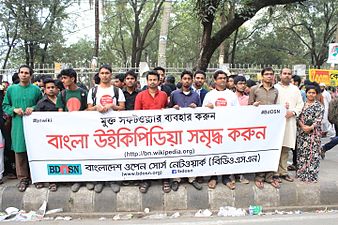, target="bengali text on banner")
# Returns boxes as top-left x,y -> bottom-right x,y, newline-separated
23,105 -> 286,183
